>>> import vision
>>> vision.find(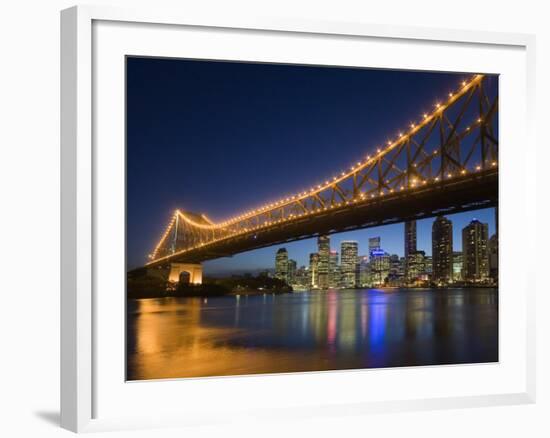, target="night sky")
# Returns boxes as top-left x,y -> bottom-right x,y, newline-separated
127,57 -> 497,273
